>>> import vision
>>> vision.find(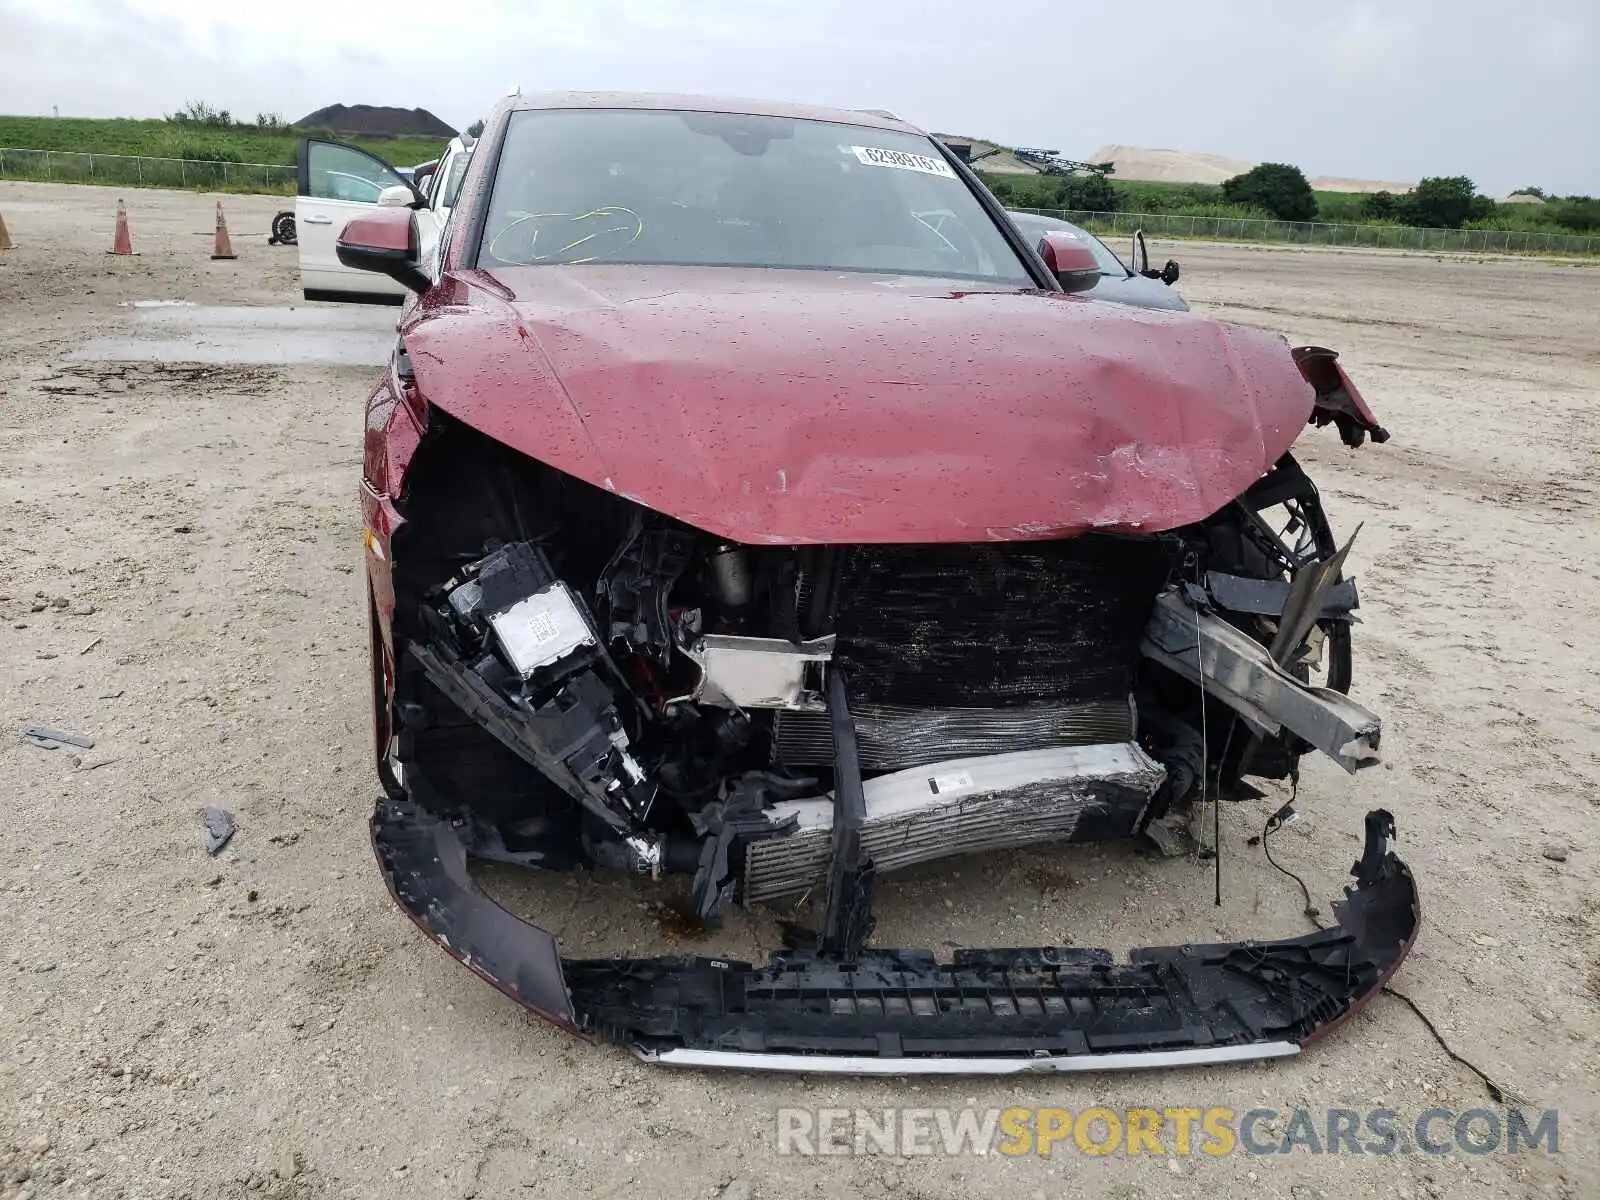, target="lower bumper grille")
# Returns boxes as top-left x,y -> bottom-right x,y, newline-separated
378,795 -> 1420,1072
742,743 -> 1165,903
